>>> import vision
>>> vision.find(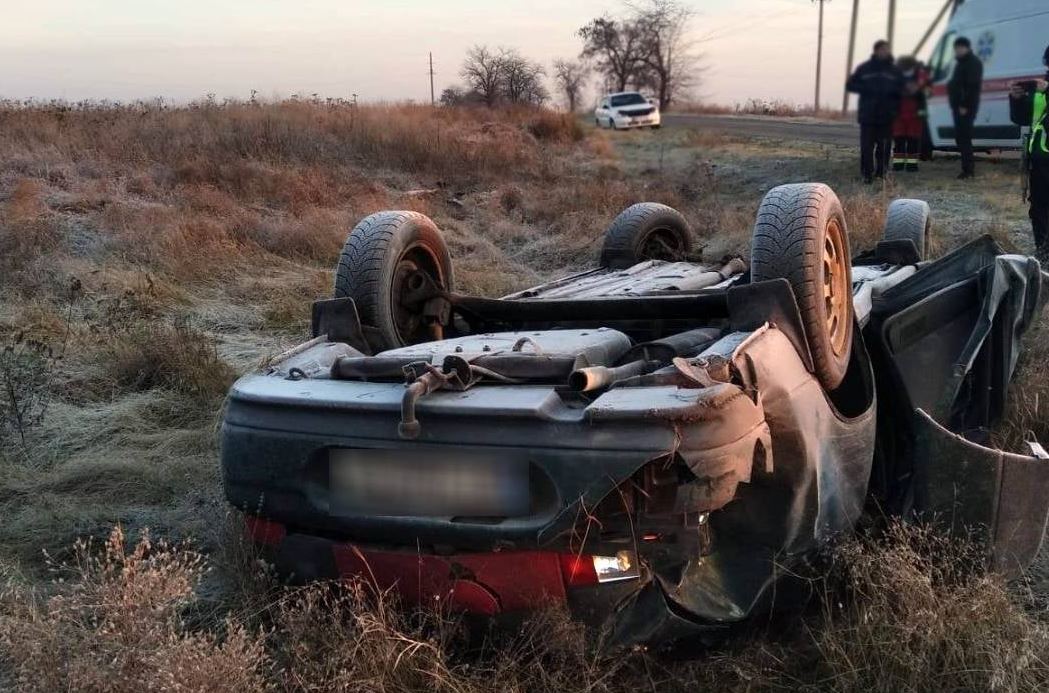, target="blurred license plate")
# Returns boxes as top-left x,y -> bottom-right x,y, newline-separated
329,449 -> 529,517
